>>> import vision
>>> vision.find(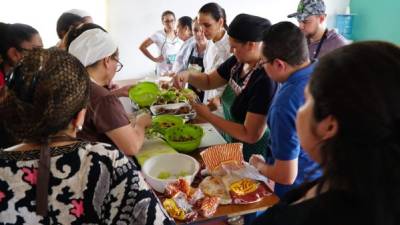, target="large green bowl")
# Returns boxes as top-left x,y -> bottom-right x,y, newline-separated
164,124 -> 204,153
129,82 -> 160,107
152,115 -> 184,135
